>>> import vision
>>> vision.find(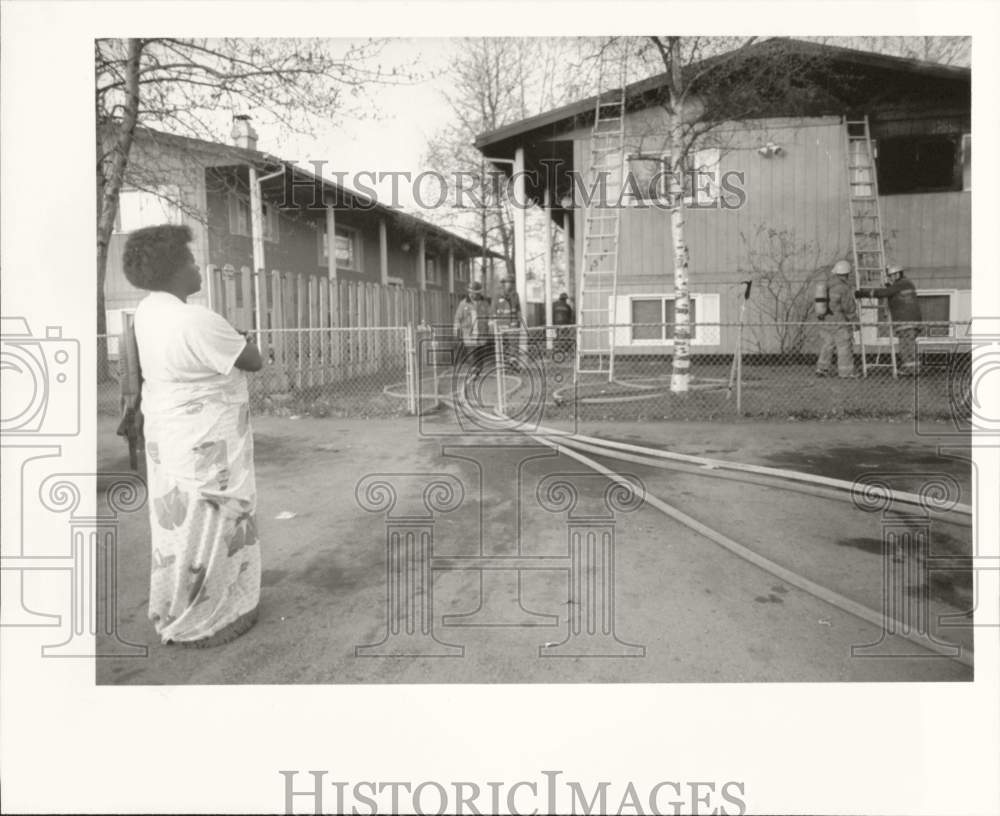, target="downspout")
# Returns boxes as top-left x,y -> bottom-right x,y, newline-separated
511,150 -> 528,318
250,164 -> 285,332
544,188 -> 553,349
